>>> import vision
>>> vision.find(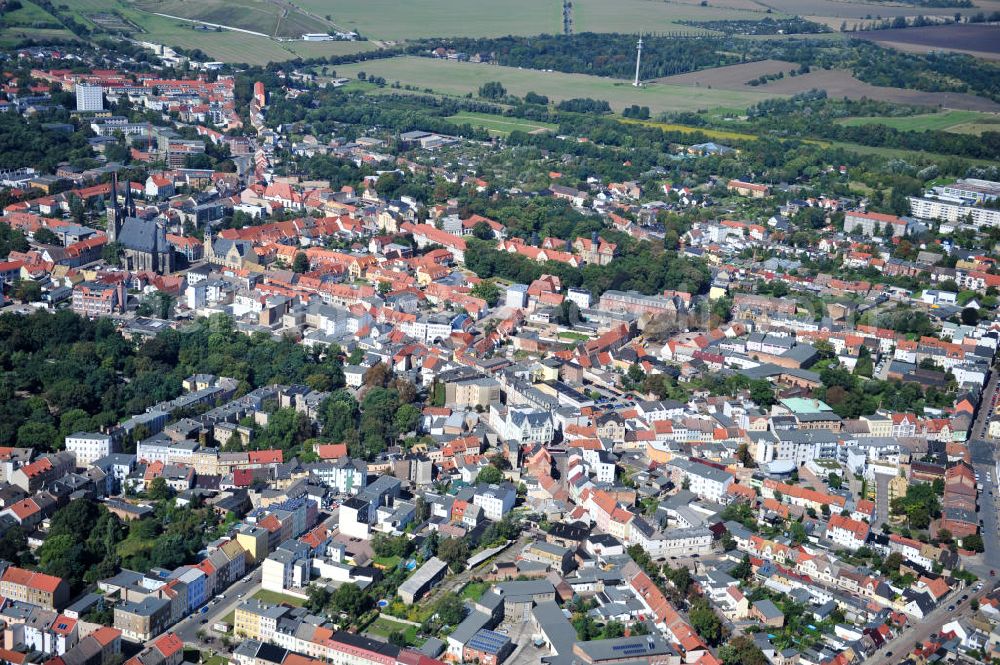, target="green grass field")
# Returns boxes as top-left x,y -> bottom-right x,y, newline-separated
336,56 -> 779,114
296,0 -> 781,40
571,0 -> 773,34
448,112 -> 557,135
373,554 -> 402,569
252,589 -> 305,607
134,0 -> 329,39
48,0 -> 380,64
460,581 -> 489,600
295,0 -> 561,40
2,0 -> 62,27
366,616 -> 422,645
0,0 -> 78,45
838,110 -> 1000,134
